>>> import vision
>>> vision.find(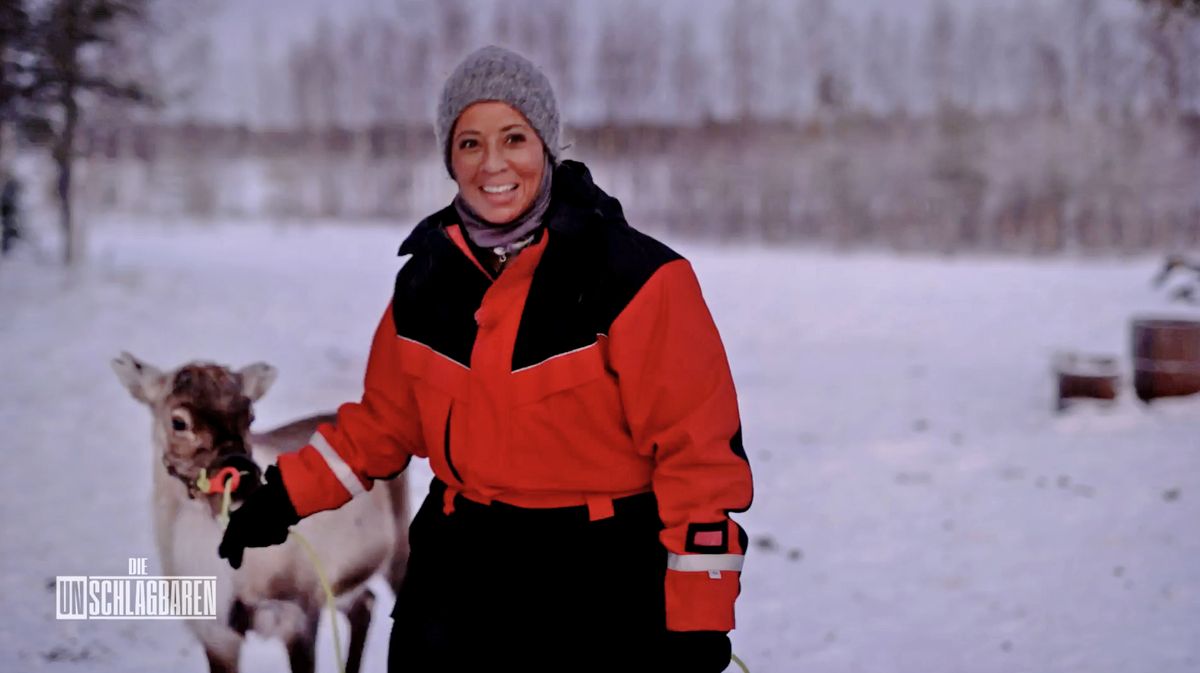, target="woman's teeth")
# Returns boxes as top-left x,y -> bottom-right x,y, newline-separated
482,184 -> 517,194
